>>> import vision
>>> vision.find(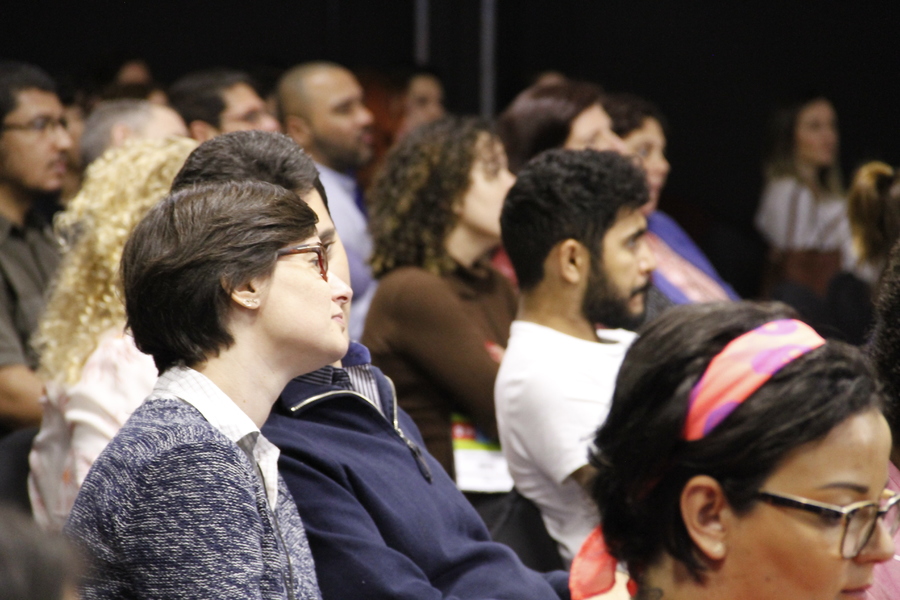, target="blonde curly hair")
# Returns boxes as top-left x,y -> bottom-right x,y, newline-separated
35,136 -> 197,385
